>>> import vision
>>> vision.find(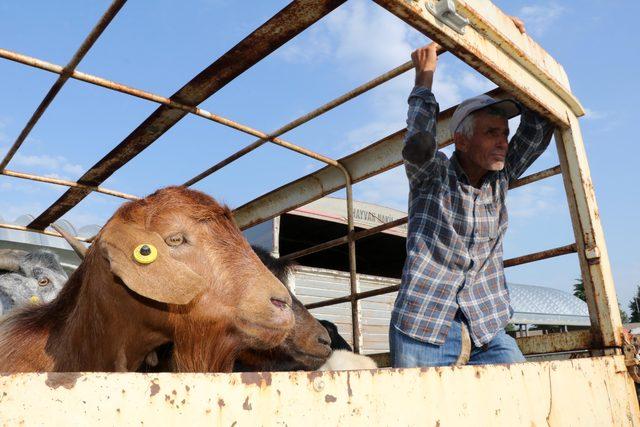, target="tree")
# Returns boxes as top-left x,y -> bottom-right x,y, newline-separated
629,285 -> 640,323
620,309 -> 630,324
573,278 -> 586,301
574,278 -> 631,324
